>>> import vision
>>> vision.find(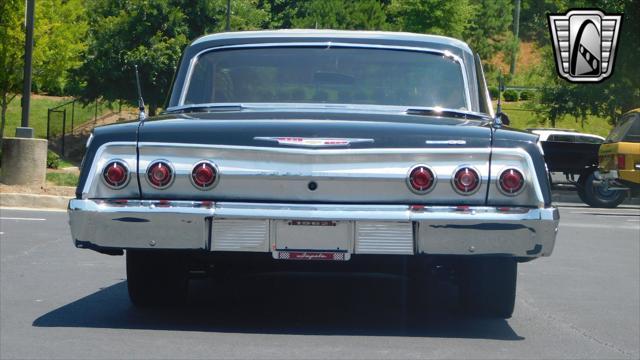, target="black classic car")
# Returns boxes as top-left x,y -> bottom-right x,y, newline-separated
69,30 -> 559,318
